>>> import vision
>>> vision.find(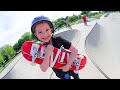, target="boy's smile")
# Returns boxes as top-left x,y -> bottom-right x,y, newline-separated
42,36 -> 50,41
